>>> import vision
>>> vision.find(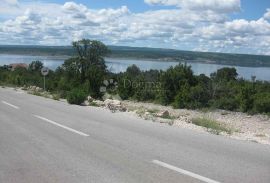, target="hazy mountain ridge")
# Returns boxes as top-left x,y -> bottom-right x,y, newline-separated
0,45 -> 269,67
